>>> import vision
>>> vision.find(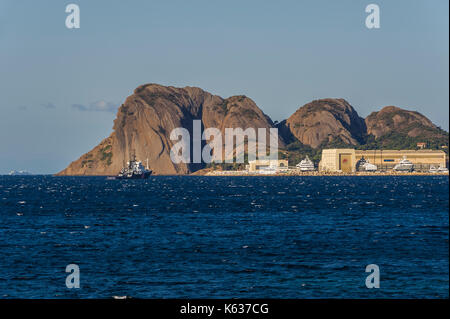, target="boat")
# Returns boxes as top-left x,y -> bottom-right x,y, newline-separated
356,157 -> 377,171
430,165 -> 448,173
437,165 -> 449,173
116,155 -> 152,179
429,165 -> 438,173
362,161 -> 377,171
393,156 -> 414,172
296,156 -> 315,171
